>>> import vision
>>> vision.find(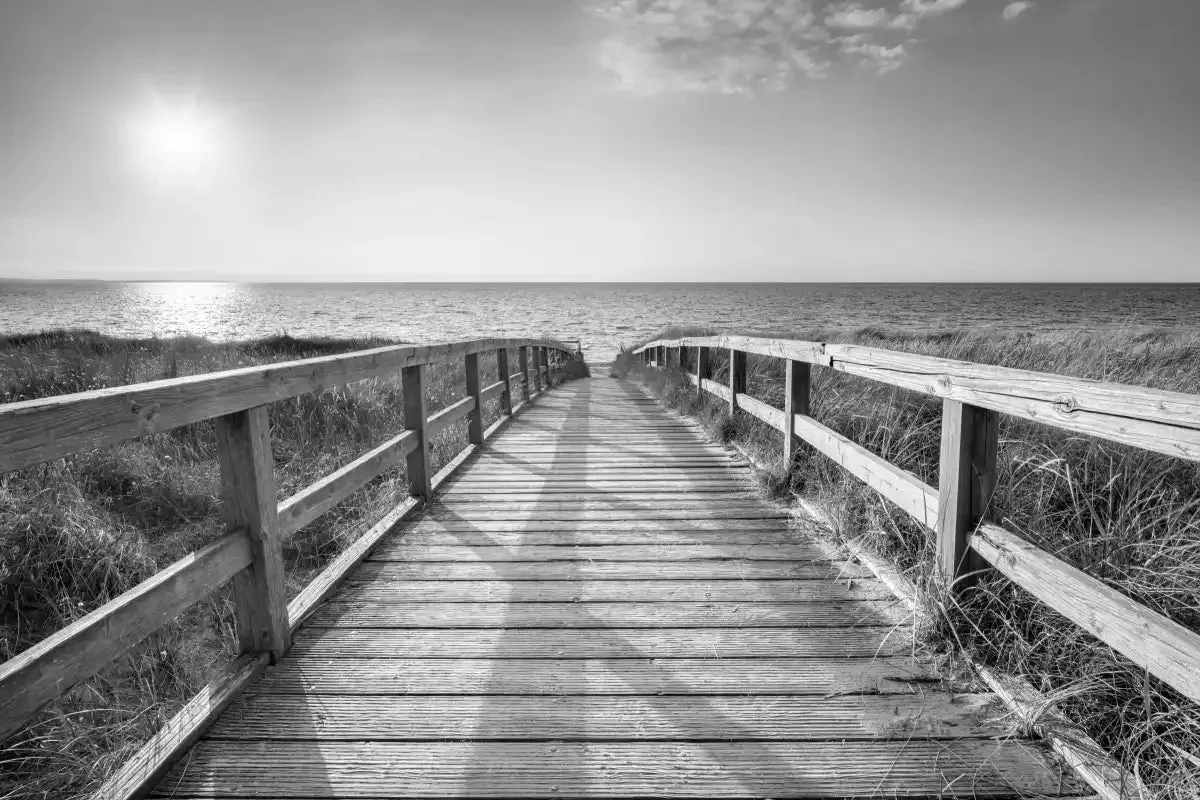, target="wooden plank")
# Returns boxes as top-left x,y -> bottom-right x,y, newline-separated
401,518 -> 794,532
215,407 -> 290,660
286,626 -> 912,658
783,359 -> 811,465
246,655 -> 955,695
427,498 -> 772,512
728,347 -> 747,416
464,352 -> 483,445
92,653 -> 269,800
389,529 -> 802,546
356,560 -> 874,580
518,345 -> 531,401
367,544 -> 827,562
208,693 -> 1001,741
276,429 -> 417,538
826,342 -> 1200,461
791,412 -> 938,528
695,345 -> 710,403
0,534 -> 251,742
936,399 -> 997,591
424,394 -> 475,438
287,498 -> 420,630
638,335 -> 829,367
0,337 -> 569,471
304,600 -> 905,628
421,508 -> 786,521
155,740 -> 1081,798
496,348 -> 513,415
436,492 -> 753,504
479,378 -> 505,403
402,363 -> 432,501
971,521 -> 1200,706
736,391 -> 785,429
441,483 -> 752,495
333,577 -> 895,602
